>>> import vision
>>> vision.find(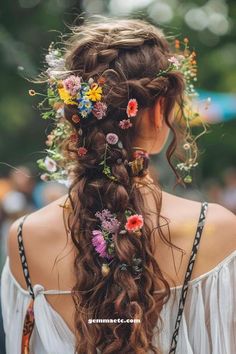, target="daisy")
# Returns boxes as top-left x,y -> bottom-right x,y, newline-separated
85,83 -> 102,102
